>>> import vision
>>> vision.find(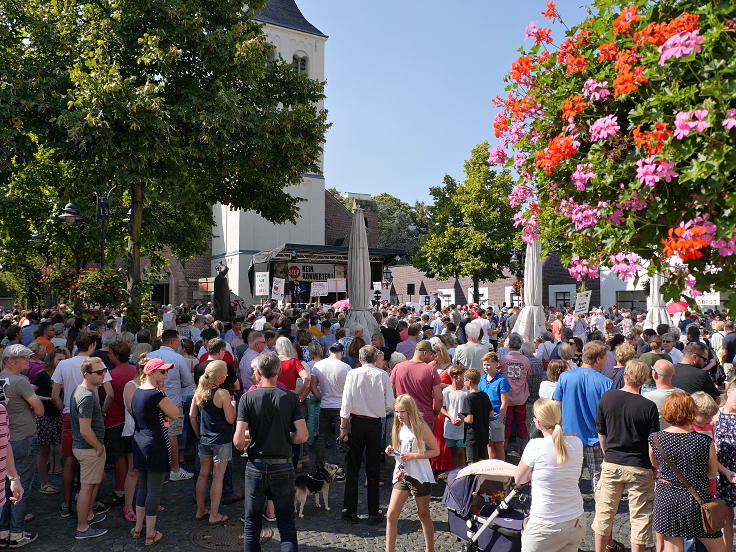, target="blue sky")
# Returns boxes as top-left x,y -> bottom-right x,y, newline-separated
298,0 -> 588,204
